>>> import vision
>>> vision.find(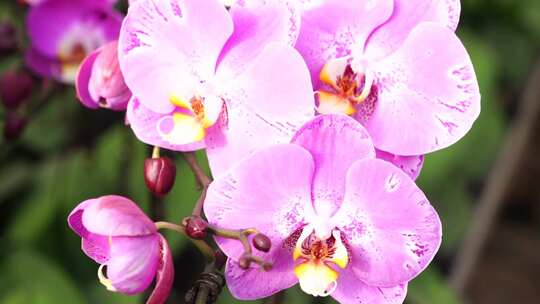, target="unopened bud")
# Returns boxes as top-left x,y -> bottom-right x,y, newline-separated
185,216 -> 208,240
238,254 -> 251,270
4,113 -> 27,141
0,22 -> 17,56
144,156 -> 176,197
252,233 -> 271,253
0,70 -> 33,110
